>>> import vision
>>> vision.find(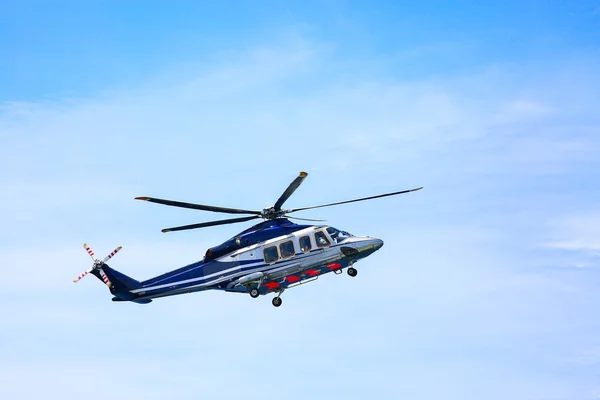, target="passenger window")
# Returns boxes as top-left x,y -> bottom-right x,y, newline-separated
315,231 -> 331,247
299,235 -> 312,252
263,246 -> 279,263
279,240 -> 295,259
